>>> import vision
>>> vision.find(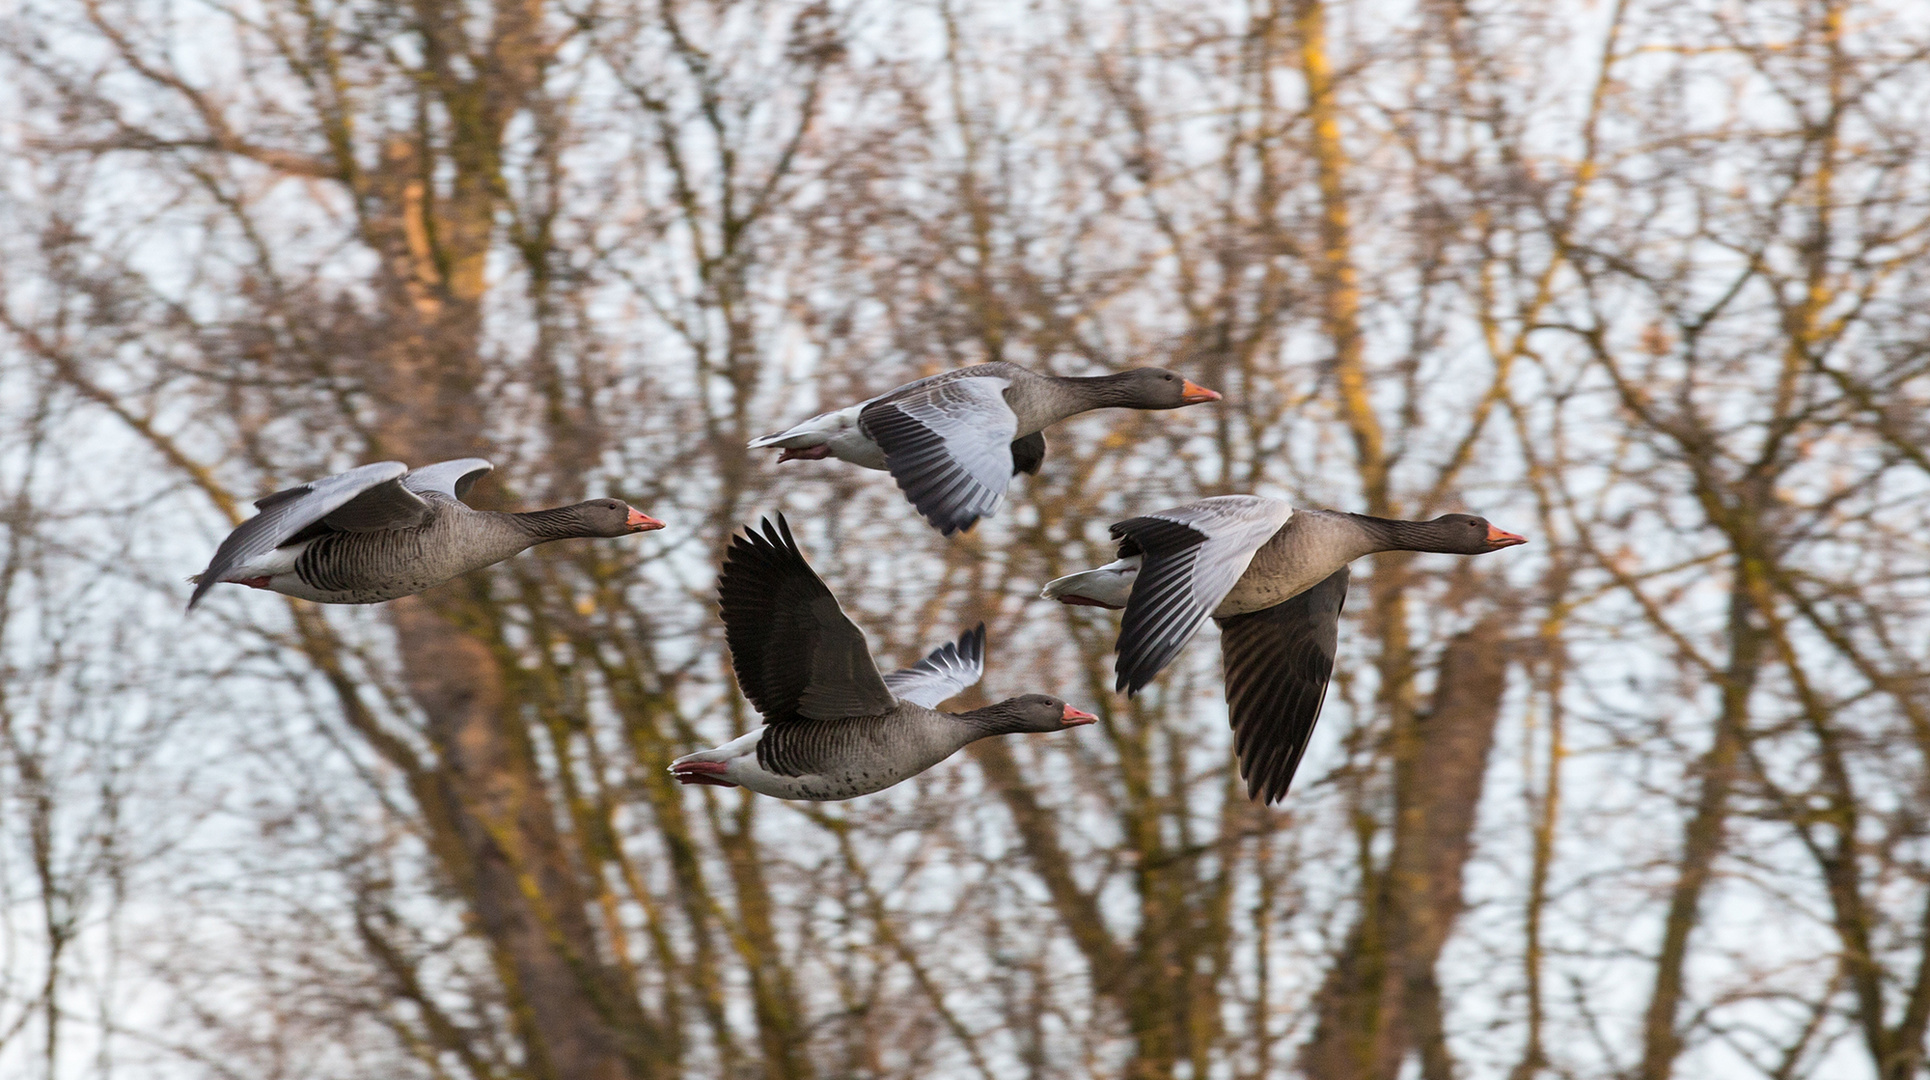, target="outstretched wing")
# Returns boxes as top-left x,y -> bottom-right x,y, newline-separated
1218,566 -> 1348,804
402,458 -> 493,501
883,624 -> 986,708
860,375 -> 1018,535
1112,495 -> 1295,695
190,461 -> 411,610
717,515 -> 896,723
